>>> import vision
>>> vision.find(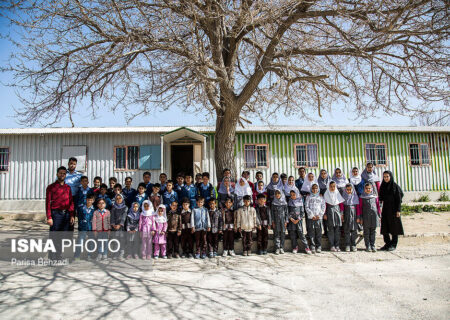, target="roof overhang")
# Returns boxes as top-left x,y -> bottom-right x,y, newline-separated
162,127 -> 206,143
